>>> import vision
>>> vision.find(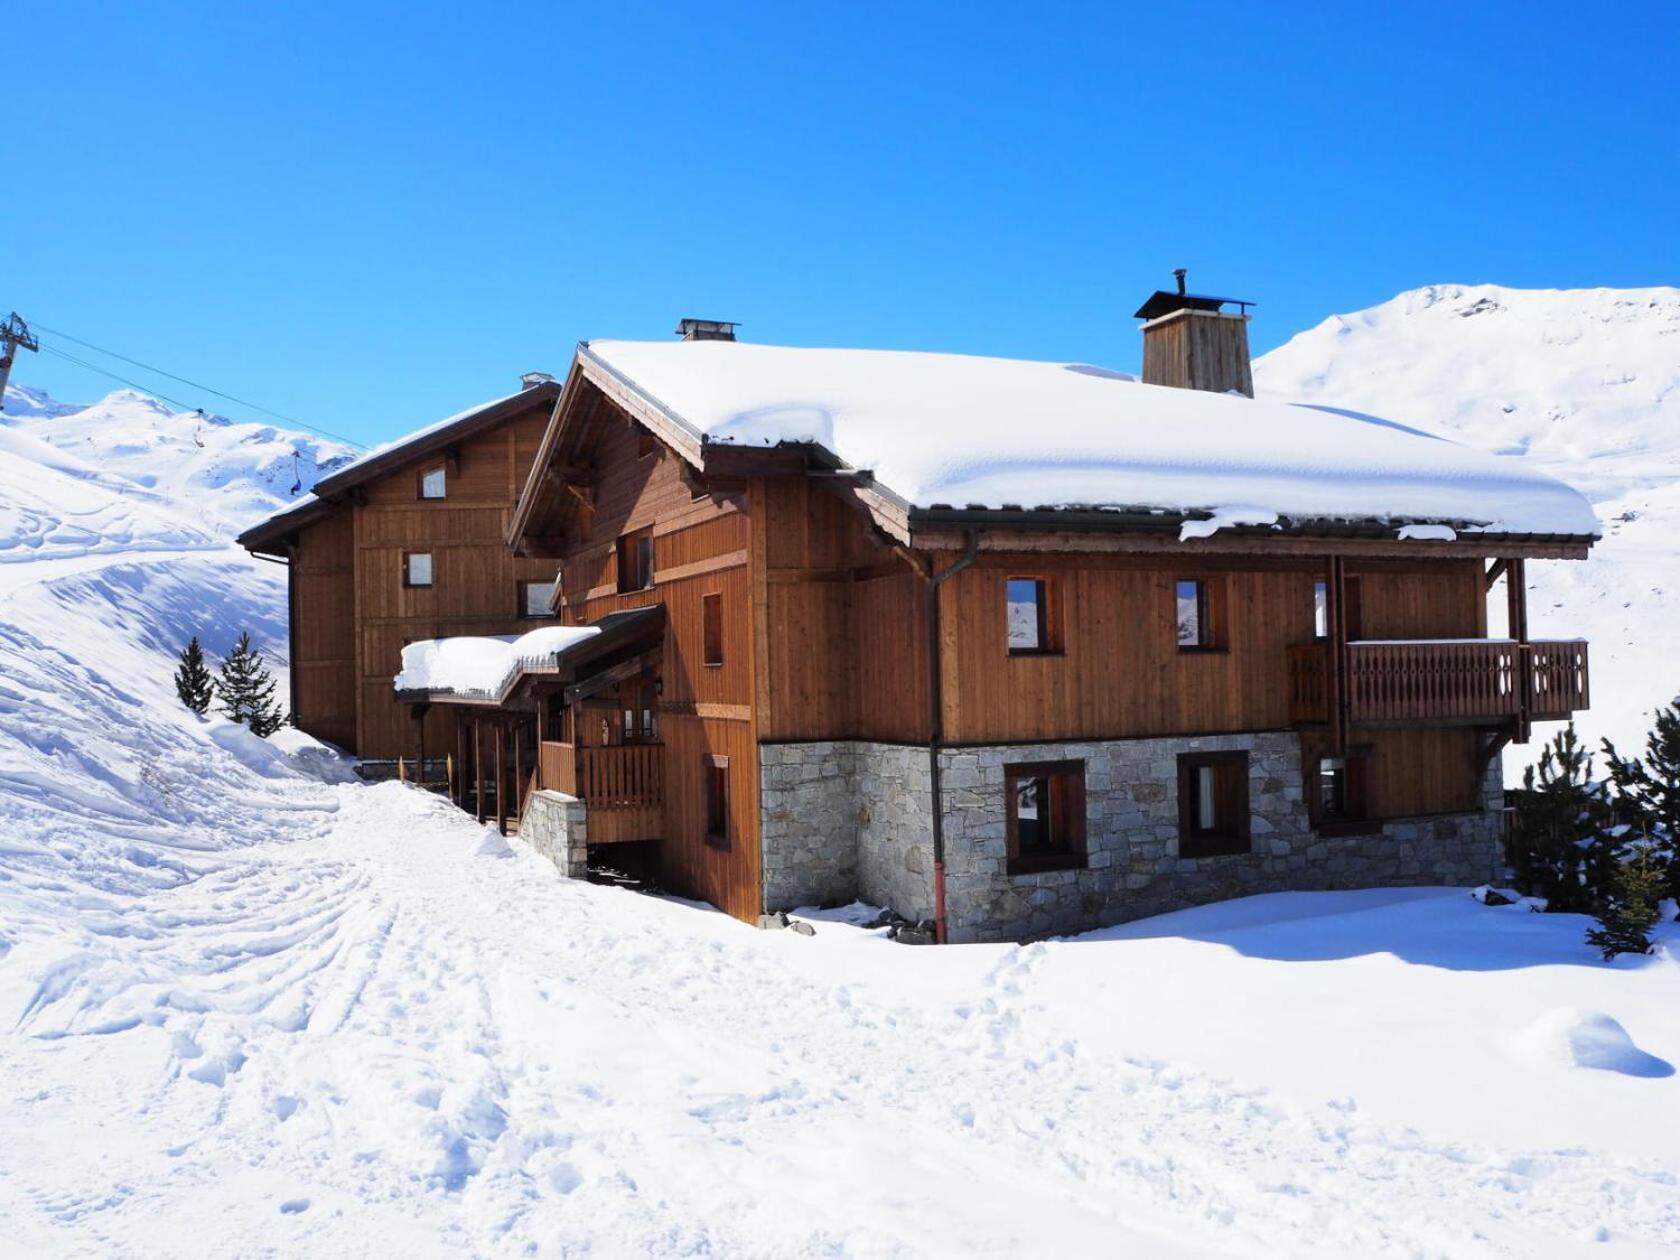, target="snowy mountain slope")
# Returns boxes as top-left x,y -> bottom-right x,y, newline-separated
1,383 -> 356,537
1256,284 -> 1680,770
